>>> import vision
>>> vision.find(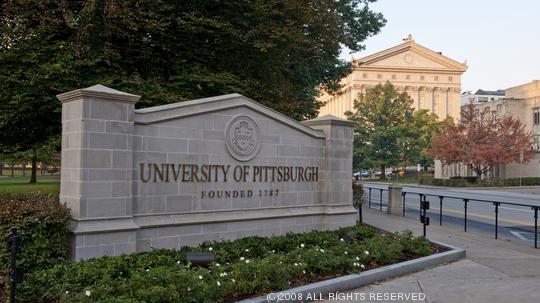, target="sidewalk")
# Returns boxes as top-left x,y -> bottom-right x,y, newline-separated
324,208 -> 540,303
